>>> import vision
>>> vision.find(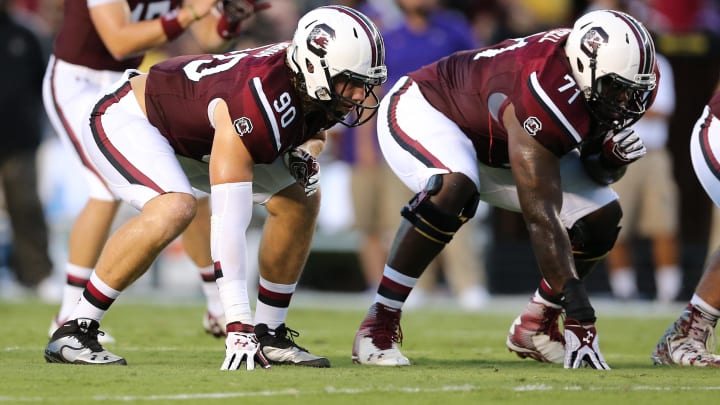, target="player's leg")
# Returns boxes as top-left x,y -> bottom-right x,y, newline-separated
181,195 -> 226,337
251,173 -> 330,367
652,104 -> 720,367
45,74 -> 196,365
42,57 -> 123,342
353,77 -> 481,366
